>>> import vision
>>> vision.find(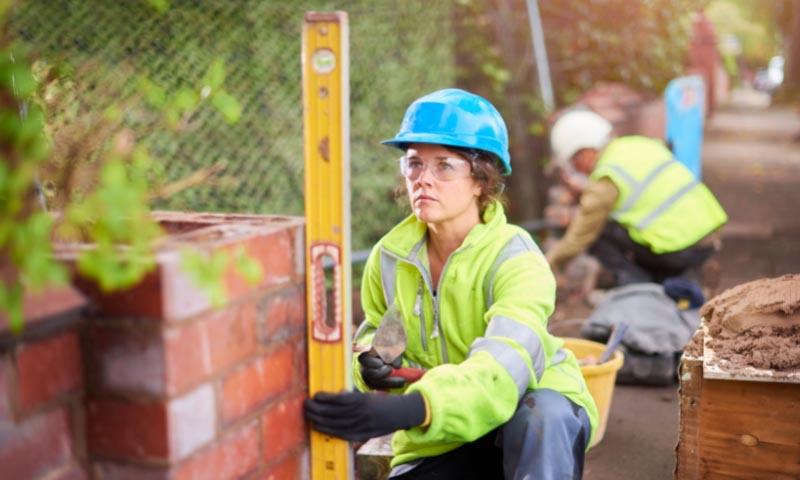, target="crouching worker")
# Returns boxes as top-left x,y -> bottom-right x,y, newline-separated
545,109 -> 728,287
304,89 -> 598,479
